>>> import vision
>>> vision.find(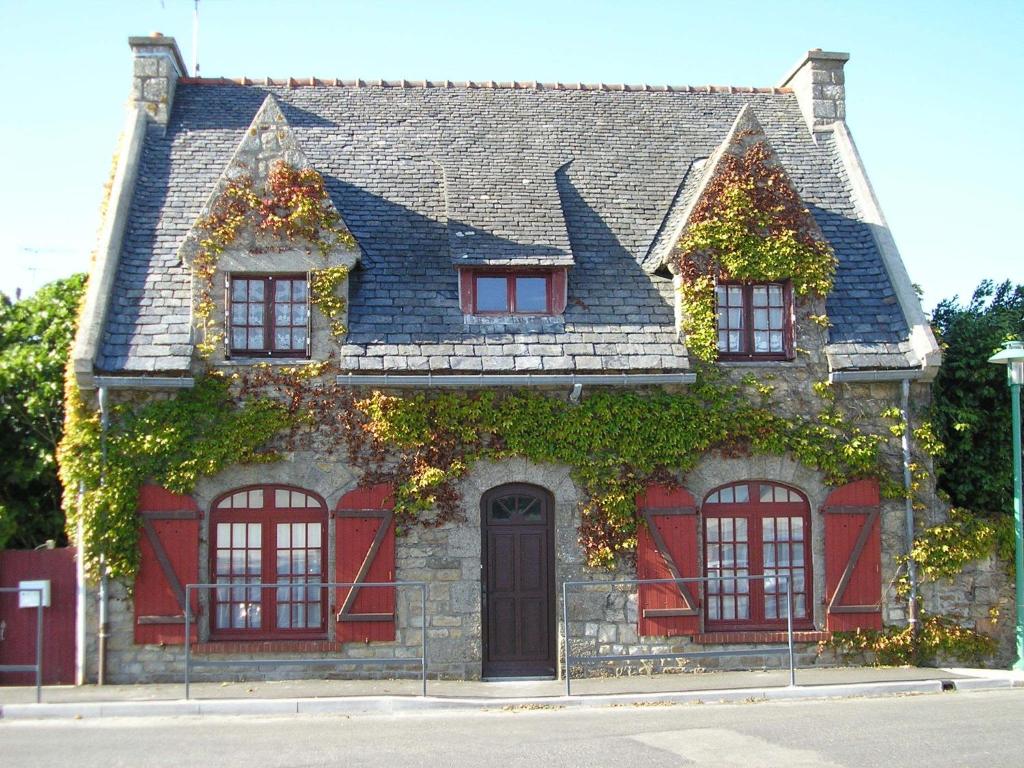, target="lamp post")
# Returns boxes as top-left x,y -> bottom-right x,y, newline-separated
988,340 -> 1024,670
